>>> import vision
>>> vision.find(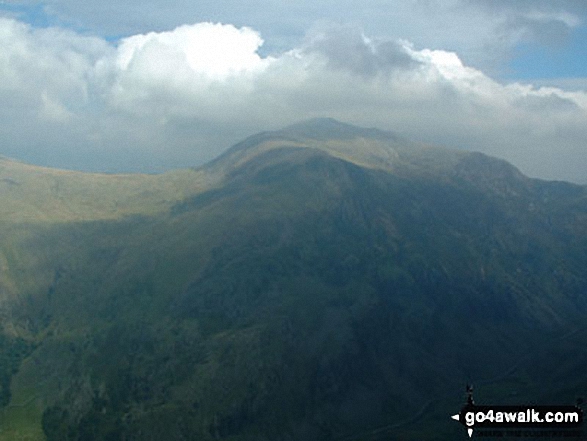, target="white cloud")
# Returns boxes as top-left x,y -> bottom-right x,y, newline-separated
0,17 -> 586,182
6,0 -> 584,75
107,22 -> 275,122
115,23 -> 271,78
0,17 -> 110,133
